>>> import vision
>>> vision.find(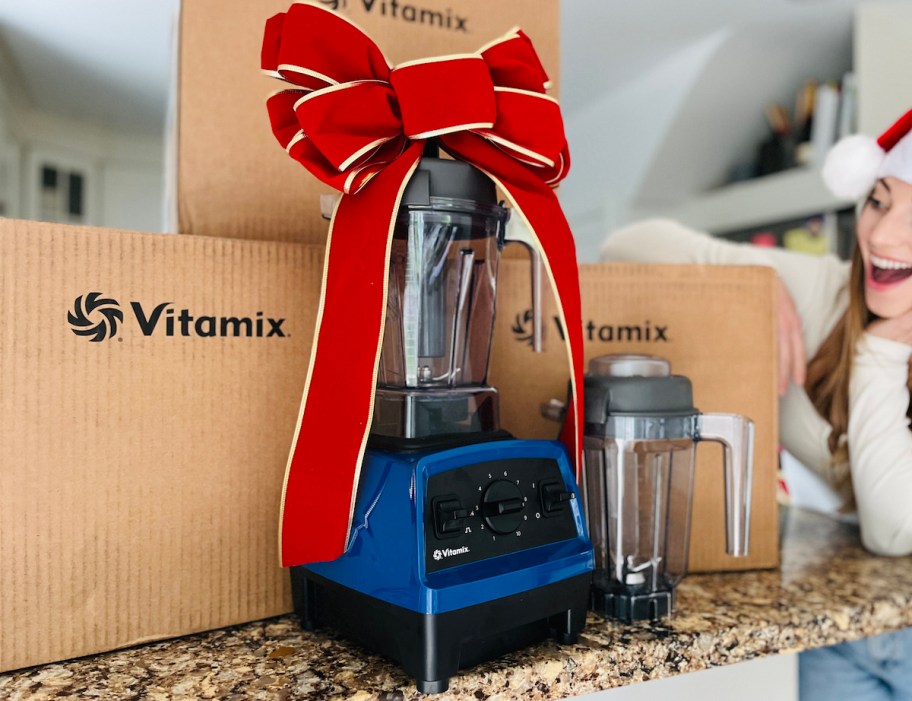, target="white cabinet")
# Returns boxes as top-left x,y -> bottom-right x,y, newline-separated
856,0 -> 912,135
